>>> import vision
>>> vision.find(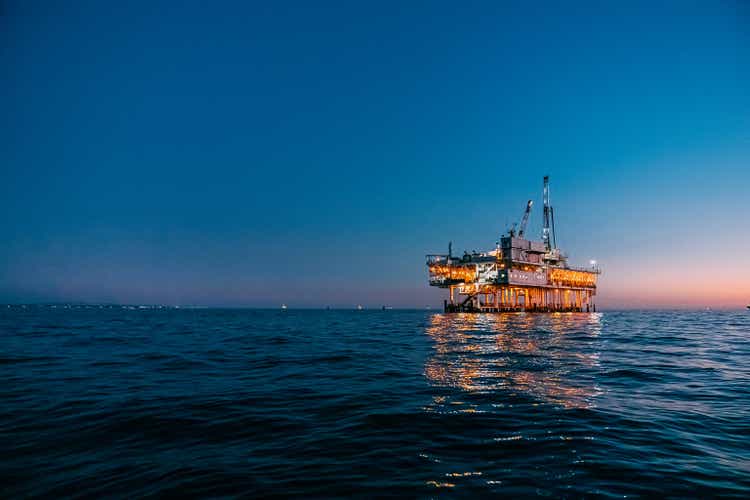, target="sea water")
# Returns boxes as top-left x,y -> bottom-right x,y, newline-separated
1,308 -> 748,496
